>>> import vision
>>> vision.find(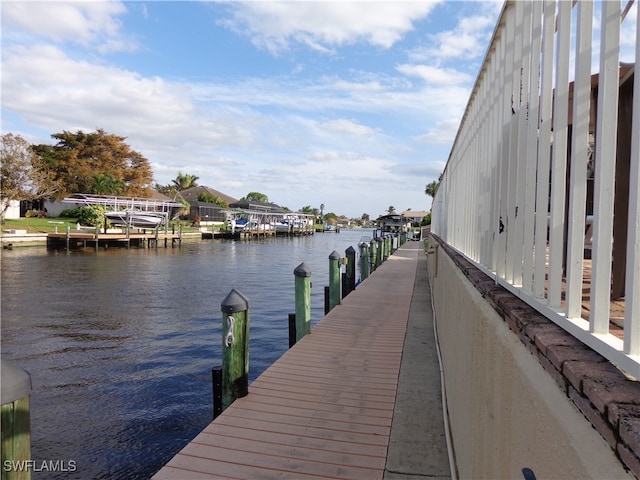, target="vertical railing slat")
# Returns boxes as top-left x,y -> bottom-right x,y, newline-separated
512,0 -> 531,287
534,0 -> 556,299
548,0 -> 572,309
491,34 -> 504,275
624,0 -> 640,356
506,3 -> 519,284
565,0 -> 594,320
522,0 -> 543,294
488,49 -> 500,272
590,0 -> 621,334
498,14 -> 514,281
